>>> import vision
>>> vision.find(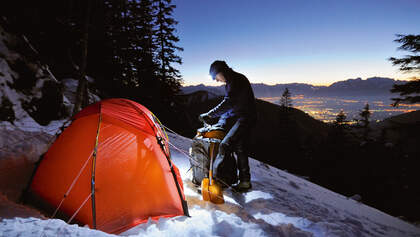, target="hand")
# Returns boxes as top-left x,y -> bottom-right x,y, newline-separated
198,113 -> 212,124
213,122 -> 225,130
